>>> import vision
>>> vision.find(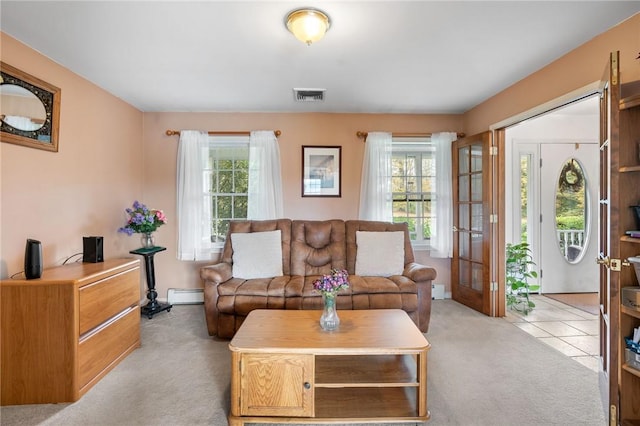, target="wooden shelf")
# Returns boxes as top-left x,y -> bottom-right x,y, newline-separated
623,363 -> 640,379
315,354 -> 417,385
315,387 -> 424,419
622,305 -> 640,320
621,236 -> 640,244
620,165 -> 640,173
620,93 -> 640,110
